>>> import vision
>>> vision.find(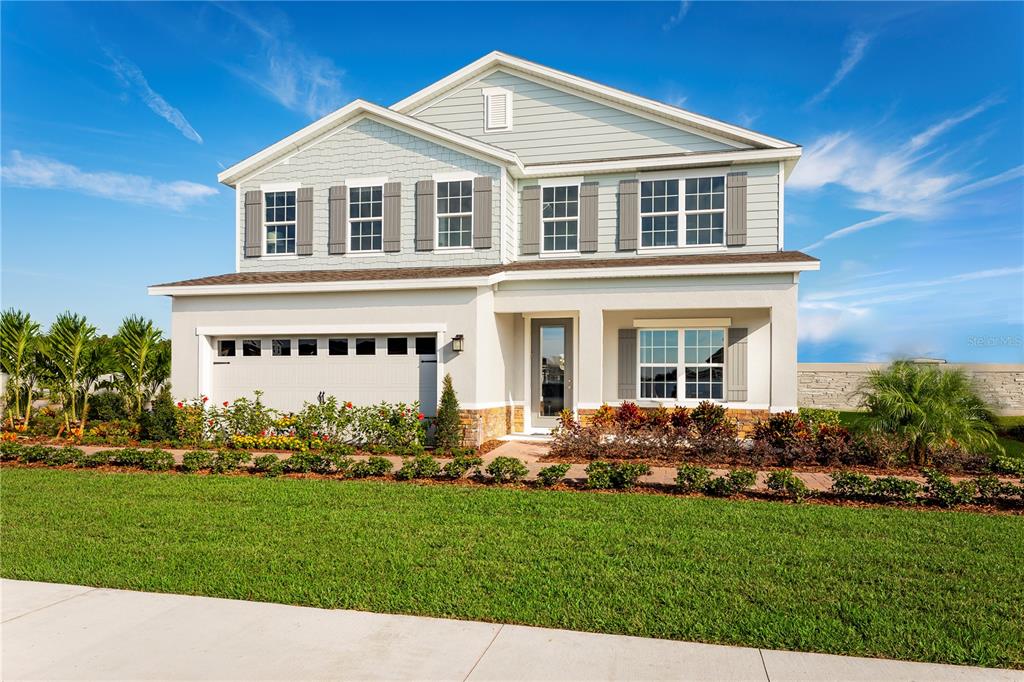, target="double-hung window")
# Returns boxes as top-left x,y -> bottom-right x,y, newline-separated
437,180 -> 473,248
639,175 -> 726,247
542,185 -> 579,252
349,186 -> 383,252
639,328 -> 725,400
265,191 -> 296,254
